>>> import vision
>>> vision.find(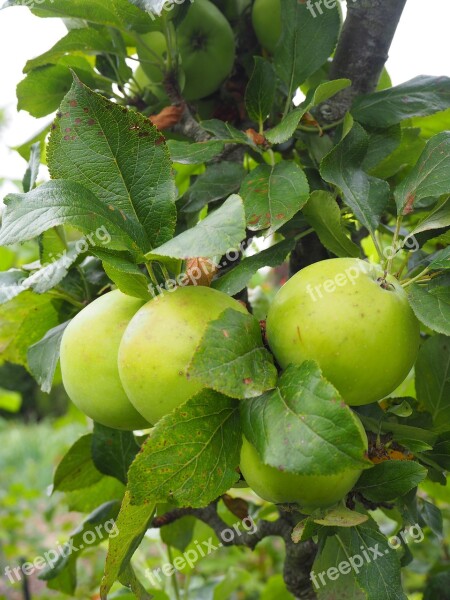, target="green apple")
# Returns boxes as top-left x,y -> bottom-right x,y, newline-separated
251,0 -> 281,54
60,290 -> 150,430
240,424 -> 367,509
118,286 -> 247,424
136,1 -> 235,100
266,258 -> 420,406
